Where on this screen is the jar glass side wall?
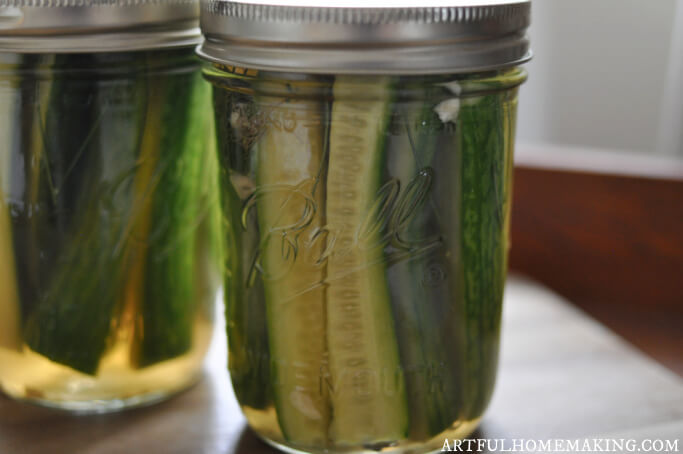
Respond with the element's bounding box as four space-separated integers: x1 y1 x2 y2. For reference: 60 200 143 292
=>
0 49 223 412
206 65 525 453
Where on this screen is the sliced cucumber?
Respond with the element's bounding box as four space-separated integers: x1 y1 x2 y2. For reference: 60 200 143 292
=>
213 87 272 411
456 91 511 418
255 91 329 445
325 76 408 446
135 69 212 367
387 87 463 439
22 54 134 375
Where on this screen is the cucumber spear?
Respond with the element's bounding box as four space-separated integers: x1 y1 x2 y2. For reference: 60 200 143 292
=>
22 53 134 375
456 90 513 418
132 67 215 367
211 85 272 411
325 76 408 446
254 84 330 446
387 83 464 439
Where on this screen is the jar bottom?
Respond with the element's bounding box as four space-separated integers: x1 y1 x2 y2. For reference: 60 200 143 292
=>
0 365 202 414
0 373 200 414
244 406 481 454
0 317 212 414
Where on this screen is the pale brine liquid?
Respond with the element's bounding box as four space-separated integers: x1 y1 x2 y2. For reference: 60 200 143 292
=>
0 316 213 411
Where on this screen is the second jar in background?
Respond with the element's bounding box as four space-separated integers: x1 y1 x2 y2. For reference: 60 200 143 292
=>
0 1 222 412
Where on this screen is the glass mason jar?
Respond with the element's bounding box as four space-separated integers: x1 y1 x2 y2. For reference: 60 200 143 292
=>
199 1 530 452
0 1 222 411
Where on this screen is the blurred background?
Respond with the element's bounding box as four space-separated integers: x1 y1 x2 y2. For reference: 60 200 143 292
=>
509 0 683 376
519 0 683 157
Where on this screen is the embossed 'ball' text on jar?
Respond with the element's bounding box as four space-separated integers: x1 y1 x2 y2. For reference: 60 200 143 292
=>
198 1 531 452
0 0 222 412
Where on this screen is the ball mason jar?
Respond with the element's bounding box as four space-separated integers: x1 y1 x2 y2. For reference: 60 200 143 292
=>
199 1 530 452
0 1 222 412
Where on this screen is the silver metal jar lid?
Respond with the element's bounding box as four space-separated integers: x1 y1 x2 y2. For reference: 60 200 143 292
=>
198 0 531 75
0 0 201 53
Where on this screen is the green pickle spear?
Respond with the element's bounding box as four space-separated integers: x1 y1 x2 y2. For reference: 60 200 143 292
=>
254 82 330 446
325 76 408 446
212 86 272 411
387 83 464 439
456 89 513 418
23 54 133 375
133 68 214 367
